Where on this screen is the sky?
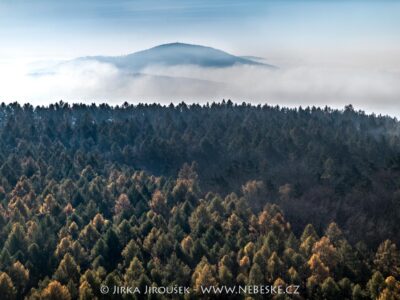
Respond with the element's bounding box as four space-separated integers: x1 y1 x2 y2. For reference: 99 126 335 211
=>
0 0 400 115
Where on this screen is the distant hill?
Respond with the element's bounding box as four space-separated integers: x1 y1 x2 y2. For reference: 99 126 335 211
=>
74 42 276 71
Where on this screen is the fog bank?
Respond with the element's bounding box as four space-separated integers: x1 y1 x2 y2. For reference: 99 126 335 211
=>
0 59 399 117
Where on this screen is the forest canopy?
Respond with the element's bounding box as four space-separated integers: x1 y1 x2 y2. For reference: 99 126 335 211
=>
0 101 399 299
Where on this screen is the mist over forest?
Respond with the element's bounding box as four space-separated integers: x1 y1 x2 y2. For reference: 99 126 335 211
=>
1 0 400 298
1 42 399 117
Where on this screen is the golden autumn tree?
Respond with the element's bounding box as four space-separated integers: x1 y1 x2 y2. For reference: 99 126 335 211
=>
377 276 400 300
0 272 16 300
374 240 400 278
312 236 339 270
308 254 330 284
40 280 71 300
9 261 29 297
192 257 218 291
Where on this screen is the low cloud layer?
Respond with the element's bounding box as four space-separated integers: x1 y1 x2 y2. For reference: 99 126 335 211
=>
0 59 399 117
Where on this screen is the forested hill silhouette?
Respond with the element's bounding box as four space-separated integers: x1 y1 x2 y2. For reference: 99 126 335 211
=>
72 42 276 71
0 101 399 247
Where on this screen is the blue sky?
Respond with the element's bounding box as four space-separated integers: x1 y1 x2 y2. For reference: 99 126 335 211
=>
1 0 399 60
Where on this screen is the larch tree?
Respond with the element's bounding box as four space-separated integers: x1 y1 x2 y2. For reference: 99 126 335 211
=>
374 240 400 278
40 280 71 300
54 253 81 285
0 272 16 300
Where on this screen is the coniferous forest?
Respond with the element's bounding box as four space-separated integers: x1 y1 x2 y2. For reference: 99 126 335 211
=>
0 101 399 299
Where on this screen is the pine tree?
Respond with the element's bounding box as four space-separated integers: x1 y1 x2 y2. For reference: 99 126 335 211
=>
78 280 95 300
80 269 102 298
124 257 144 283
153 233 174 260
79 223 100 250
267 252 284 281
150 190 168 216
307 254 329 284
253 250 266 273
285 232 299 250
367 271 385 299
301 224 318 242
163 253 191 286
248 263 263 285
41 280 71 300
90 239 108 263
273 277 288 300
352 284 365 300
312 237 338 270
103 271 122 295
121 239 142 267
218 264 234 286
321 277 340 300
189 203 212 237
374 240 400 278
378 276 400 300
54 253 81 284
338 277 353 300
244 242 256 258
194 263 218 291
4 223 27 257
124 256 150 291
180 235 194 256
0 272 16 300
117 219 131 246
325 222 344 246
55 236 72 259
287 267 301 285
300 235 317 257
9 261 29 297
0 249 12 269
114 193 133 217
103 228 122 270
192 257 218 291
265 232 279 255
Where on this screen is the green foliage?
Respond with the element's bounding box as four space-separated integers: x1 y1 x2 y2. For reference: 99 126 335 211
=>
0 272 17 300
367 271 384 299
0 102 398 299
321 277 340 300
374 239 400 278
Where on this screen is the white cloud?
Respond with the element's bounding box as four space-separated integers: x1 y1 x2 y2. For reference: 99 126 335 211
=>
0 59 399 117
